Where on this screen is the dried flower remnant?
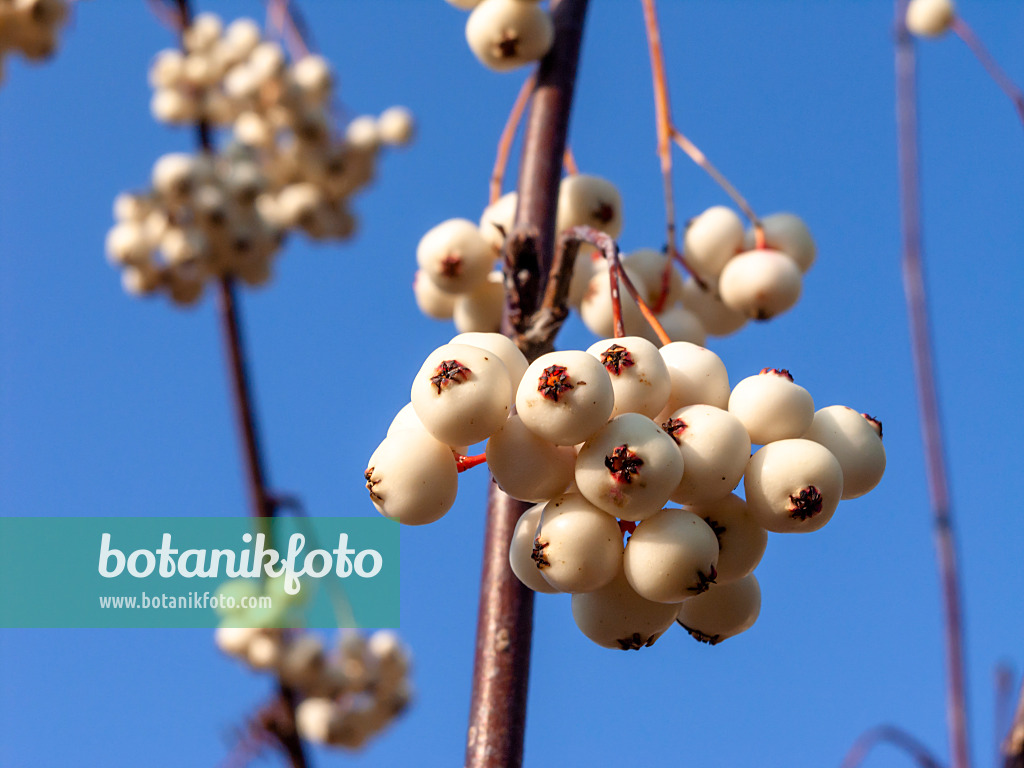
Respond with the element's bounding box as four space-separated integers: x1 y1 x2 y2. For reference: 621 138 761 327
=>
615 632 660 651
788 486 824 521
862 412 884 438
759 367 794 381
494 29 521 59
593 201 615 225
430 359 472 394
677 622 722 646
660 417 688 444
604 444 644 484
537 364 574 402
530 536 550 568
364 467 381 502
599 344 635 376
689 565 718 595
440 253 463 278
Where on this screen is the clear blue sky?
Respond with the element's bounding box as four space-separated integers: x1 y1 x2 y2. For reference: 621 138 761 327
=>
2 1 1023 766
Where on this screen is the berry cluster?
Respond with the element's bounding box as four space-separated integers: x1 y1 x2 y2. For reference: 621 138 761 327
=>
366 332 885 649
106 149 284 304
684 206 815 323
216 626 412 749
446 0 554 73
108 14 414 305
414 174 816 343
0 0 67 84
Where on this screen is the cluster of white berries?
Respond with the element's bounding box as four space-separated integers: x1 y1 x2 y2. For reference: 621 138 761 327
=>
216 626 412 750
108 14 414 304
906 0 956 37
683 206 816 323
445 0 553 73
106 149 284 304
414 174 815 343
0 0 67 84
366 332 885 649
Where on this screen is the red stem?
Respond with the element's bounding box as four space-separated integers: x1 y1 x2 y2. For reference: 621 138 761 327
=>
895 4 971 768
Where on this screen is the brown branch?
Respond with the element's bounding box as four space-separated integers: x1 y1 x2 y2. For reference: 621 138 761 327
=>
840 725 946 768
894 4 971 768
950 18 1024 129
490 74 536 205
466 2 589 767
170 2 308 765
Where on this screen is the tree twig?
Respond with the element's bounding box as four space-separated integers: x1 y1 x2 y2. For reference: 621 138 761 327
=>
840 725 946 768
950 17 1024 129
894 4 971 768
490 74 536 205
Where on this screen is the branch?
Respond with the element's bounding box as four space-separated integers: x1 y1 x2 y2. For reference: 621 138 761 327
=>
465 2 590 767
894 4 971 768
840 725 946 768
171 2 308 765
490 74 536 205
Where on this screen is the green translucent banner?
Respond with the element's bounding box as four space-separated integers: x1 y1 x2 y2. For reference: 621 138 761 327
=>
0 516 400 629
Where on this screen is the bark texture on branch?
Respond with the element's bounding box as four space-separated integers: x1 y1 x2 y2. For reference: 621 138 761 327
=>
465 1 589 766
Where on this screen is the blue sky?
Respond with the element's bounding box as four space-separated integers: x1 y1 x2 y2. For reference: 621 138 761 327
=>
1 1 1023 766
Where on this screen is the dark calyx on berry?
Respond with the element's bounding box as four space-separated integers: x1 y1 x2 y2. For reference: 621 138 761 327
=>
689 565 717 595
615 631 661 651
600 344 635 375
430 359 472 394
530 537 550 569
538 364 574 402
759 367 794 381
661 418 688 444
788 486 824 520
604 445 643 483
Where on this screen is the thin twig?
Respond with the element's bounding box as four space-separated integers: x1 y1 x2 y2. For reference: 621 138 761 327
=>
562 145 579 175
490 74 536 205
563 225 672 345
466 2 590 767
840 725 946 768
171 2 309 765
266 0 313 60
640 0 764 260
950 18 1024 128
894 4 971 768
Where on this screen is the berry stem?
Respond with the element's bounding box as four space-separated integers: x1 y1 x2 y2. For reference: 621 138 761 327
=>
564 224 673 345
563 145 579 175
490 73 536 205
895 5 971 768
467 2 589 766
267 0 313 60
454 451 488 472
640 0 764 260
950 18 1024 129
839 724 945 768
